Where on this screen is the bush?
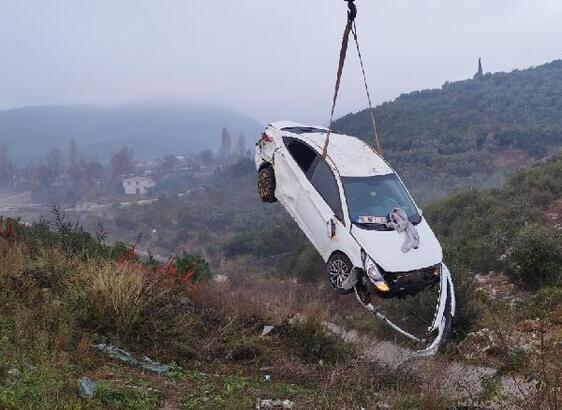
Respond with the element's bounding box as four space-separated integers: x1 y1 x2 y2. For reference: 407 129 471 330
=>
288 244 324 282
174 253 212 282
509 223 562 289
280 319 353 363
68 260 192 346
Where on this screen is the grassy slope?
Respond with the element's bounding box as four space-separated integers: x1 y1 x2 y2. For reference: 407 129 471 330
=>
335 60 562 203
0 219 447 409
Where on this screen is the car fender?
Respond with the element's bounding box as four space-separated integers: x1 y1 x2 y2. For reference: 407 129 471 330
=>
324 224 363 268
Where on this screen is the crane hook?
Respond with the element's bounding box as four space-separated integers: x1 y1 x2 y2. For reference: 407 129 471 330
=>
345 0 357 22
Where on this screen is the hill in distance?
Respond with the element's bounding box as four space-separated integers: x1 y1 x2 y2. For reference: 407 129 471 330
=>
0 103 263 164
335 59 562 203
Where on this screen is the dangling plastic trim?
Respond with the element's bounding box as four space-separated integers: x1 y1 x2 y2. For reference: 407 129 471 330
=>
354 264 456 357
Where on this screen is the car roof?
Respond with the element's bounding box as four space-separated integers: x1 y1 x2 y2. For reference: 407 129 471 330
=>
269 121 393 177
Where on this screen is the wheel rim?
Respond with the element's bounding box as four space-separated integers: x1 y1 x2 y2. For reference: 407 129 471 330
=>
329 258 351 289
258 171 270 198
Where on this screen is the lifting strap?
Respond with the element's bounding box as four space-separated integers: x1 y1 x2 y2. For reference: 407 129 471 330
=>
322 0 383 158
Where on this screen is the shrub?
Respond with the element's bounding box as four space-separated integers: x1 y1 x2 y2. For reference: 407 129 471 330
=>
174 253 211 282
289 244 324 282
68 260 193 346
280 319 353 363
509 223 562 289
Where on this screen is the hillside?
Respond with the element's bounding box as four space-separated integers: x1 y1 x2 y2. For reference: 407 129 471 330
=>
0 104 263 164
0 155 560 408
335 60 562 203
426 152 562 287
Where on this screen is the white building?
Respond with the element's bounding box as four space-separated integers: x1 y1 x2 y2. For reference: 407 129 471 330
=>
122 176 155 195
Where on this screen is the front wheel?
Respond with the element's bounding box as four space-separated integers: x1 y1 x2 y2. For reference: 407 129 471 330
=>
327 252 354 295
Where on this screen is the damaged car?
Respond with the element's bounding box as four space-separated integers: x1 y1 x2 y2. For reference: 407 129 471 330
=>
255 121 455 355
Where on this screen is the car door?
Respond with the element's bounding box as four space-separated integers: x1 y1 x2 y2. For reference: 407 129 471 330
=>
297 156 346 259
274 137 319 225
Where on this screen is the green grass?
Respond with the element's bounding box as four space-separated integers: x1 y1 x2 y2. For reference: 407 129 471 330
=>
93 382 160 410
179 372 313 410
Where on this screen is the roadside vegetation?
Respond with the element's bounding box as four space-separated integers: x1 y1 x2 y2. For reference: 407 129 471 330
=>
0 215 453 409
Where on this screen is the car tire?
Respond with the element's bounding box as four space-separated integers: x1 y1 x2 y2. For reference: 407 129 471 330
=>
257 165 277 203
327 252 354 295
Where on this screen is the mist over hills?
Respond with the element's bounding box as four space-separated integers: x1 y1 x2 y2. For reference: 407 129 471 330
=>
0 103 263 164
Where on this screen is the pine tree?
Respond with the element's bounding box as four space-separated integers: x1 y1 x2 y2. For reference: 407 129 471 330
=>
474 57 484 79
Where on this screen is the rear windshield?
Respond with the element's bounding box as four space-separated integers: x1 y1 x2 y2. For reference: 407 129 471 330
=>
281 126 327 135
342 174 420 224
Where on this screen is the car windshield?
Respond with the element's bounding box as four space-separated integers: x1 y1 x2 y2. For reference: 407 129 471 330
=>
342 174 421 225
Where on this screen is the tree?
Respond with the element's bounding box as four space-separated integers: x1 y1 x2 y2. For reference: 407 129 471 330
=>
474 57 483 79
236 133 247 158
219 128 232 159
46 148 64 179
110 146 134 178
0 145 15 183
69 138 78 169
198 149 214 166
161 154 178 172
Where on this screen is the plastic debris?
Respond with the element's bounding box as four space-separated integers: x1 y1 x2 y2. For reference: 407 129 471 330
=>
78 377 97 399
141 356 172 374
7 368 20 379
256 399 295 409
94 344 171 374
264 374 272 382
261 325 274 337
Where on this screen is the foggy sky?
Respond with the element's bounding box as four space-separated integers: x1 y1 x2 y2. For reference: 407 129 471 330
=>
1 0 561 124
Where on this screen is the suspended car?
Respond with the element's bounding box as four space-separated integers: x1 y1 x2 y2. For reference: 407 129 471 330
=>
255 121 455 356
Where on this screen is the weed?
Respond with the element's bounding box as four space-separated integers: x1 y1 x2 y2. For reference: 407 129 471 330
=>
94 382 160 409
280 319 354 364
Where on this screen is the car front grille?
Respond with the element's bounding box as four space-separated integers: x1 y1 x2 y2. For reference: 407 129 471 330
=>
382 265 439 297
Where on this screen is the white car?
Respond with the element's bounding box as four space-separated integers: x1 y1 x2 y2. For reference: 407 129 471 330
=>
255 121 455 354
255 121 447 298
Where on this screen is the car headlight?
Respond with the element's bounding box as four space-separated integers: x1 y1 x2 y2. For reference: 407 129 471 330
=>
363 255 390 292
433 264 442 277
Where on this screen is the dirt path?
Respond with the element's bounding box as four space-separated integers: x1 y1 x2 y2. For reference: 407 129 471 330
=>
324 322 533 408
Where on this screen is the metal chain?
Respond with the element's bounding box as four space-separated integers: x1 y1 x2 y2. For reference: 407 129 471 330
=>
322 1 384 158
351 21 383 156
322 18 353 159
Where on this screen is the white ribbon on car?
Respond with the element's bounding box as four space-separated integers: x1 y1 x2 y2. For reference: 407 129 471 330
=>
386 208 420 252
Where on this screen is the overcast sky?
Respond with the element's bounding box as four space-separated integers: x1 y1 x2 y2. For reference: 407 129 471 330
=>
1 0 561 124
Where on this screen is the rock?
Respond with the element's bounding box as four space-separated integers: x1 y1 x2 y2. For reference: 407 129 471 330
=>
256 399 295 409
78 377 97 399
261 325 274 337
7 368 20 378
458 328 504 360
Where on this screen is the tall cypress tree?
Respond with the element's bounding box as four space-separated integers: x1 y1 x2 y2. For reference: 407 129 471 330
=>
475 57 484 79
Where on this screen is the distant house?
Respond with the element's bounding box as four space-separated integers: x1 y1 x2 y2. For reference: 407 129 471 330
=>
122 176 155 195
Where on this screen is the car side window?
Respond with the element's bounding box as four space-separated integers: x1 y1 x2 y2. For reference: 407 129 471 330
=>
310 159 344 223
282 137 318 174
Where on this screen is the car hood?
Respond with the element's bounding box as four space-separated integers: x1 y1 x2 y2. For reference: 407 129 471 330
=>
351 219 443 272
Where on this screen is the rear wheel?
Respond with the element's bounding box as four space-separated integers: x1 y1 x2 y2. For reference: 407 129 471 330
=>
327 252 354 295
257 165 277 203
